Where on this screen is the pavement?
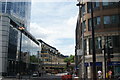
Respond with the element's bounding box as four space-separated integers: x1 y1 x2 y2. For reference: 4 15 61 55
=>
1 74 61 80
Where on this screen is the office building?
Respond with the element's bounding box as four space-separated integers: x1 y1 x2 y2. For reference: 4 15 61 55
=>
75 2 120 79
38 39 67 74
0 0 41 77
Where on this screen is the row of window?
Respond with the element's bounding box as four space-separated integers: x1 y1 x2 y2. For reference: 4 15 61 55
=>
81 15 119 31
41 54 49 57
104 15 119 24
103 2 119 6
41 51 48 53
88 16 101 31
84 35 120 54
42 59 50 62
82 2 119 14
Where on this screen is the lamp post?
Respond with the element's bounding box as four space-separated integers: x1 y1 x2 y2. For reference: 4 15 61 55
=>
90 2 97 80
76 2 86 79
50 49 52 75
37 51 39 74
18 26 25 79
103 44 107 79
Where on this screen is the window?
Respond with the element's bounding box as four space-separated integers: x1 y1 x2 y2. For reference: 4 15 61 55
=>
94 17 101 26
113 36 120 48
111 16 116 23
82 5 85 12
97 17 100 25
104 15 119 24
109 2 114 5
89 38 92 54
105 36 120 53
87 2 99 13
111 15 119 24
88 19 92 31
84 39 87 55
96 2 100 7
103 2 118 6
103 0 109 6
103 2 109 6
104 16 110 24
41 51 48 53
88 17 100 30
81 5 86 17
6 2 11 14
82 21 86 32
94 2 100 8
2 2 6 13
45 59 49 61
87 2 91 13
95 37 102 49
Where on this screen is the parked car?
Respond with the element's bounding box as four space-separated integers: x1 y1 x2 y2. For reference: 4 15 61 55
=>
32 72 39 77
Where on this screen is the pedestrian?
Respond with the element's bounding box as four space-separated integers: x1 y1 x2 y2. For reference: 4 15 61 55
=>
106 72 108 79
16 73 20 79
97 70 102 79
108 70 112 79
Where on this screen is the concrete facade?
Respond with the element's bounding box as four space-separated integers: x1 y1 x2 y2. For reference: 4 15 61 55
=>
0 15 10 76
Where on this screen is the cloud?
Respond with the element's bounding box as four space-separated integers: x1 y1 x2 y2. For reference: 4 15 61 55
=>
30 15 77 55
30 23 54 39
31 0 76 2
30 2 78 55
30 15 77 40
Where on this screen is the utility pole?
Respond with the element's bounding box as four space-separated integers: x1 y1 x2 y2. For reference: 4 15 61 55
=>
90 2 97 80
18 26 25 79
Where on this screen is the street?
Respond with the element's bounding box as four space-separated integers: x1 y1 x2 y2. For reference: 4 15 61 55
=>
2 74 61 80
32 74 61 80
0 1 120 80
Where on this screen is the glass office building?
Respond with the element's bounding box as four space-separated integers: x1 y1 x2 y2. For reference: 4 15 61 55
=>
1 1 31 29
0 0 41 77
7 26 40 76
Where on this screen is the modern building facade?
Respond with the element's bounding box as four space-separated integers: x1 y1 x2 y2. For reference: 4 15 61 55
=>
0 0 41 77
1 1 31 29
75 1 120 79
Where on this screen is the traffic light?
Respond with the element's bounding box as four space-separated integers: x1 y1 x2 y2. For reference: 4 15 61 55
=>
107 47 114 58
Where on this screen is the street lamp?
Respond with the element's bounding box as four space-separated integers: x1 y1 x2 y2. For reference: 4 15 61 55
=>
18 26 25 79
37 51 41 77
76 2 86 79
90 2 97 80
50 49 53 75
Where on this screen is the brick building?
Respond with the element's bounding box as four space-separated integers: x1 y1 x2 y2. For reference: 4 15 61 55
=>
75 1 120 79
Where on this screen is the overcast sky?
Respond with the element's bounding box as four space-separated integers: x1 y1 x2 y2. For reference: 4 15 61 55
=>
30 0 78 56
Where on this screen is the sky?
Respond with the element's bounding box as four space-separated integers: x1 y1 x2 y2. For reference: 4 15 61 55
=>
30 0 78 56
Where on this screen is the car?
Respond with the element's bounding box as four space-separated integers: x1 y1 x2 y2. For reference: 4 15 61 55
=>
61 74 72 80
32 72 39 77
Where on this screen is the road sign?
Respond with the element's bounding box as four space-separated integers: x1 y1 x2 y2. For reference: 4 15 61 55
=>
77 49 83 56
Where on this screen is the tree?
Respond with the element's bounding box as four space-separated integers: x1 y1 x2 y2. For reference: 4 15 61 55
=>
64 55 74 63
30 55 38 63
